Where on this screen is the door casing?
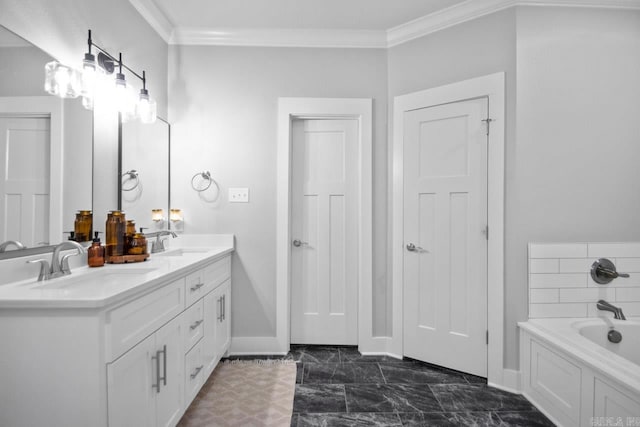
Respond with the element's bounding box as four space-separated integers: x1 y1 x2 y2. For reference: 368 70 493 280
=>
276 98 373 353
392 73 506 387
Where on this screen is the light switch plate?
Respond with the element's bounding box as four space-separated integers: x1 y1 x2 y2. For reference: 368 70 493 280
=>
229 187 249 203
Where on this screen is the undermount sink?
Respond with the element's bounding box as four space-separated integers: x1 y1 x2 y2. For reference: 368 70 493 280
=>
31 268 158 290
155 248 210 257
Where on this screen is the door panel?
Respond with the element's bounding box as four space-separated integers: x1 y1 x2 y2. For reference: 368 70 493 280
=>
291 119 358 345
403 98 488 377
0 117 50 246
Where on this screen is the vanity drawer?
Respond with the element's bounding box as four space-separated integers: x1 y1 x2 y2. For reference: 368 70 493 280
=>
185 340 204 405
184 299 204 353
185 268 206 307
202 256 231 295
106 278 185 361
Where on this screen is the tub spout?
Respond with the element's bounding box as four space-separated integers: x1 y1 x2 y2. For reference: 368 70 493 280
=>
596 300 626 320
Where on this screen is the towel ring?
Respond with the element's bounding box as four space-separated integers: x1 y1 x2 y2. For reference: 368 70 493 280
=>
121 170 140 192
191 171 213 192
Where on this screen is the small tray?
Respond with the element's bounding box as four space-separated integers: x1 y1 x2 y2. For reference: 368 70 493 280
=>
106 253 149 264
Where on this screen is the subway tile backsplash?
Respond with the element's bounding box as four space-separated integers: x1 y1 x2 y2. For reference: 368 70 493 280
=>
528 242 640 318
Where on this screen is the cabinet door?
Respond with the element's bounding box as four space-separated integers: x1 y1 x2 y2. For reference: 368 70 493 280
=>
155 315 185 427
202 290 219 378
107 334 156 427
216 280 231 357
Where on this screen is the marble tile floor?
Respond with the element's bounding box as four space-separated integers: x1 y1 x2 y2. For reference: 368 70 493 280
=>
225 345 556 427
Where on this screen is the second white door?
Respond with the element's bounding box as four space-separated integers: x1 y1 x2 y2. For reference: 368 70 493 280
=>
290 119 358 345
402 97 489 377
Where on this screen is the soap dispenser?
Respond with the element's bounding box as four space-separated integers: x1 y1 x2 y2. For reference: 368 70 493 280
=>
88 231 105 267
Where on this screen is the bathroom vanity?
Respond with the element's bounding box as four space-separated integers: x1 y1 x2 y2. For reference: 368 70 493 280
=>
0 235 233 427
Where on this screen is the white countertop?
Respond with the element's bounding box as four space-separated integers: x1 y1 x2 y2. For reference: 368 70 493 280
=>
0 234 234 309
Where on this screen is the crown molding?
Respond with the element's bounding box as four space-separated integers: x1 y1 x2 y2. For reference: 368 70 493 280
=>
128 0 173 43
131 0 640 48
170 28 387 48
387 0 640 47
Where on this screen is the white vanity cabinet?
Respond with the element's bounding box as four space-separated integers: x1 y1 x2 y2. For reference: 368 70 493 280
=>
0 249 232 427
107 315 185 427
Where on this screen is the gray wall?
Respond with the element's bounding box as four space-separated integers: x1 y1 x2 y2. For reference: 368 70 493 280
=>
510 6 640 367
387 8 518 362
168 46 389 337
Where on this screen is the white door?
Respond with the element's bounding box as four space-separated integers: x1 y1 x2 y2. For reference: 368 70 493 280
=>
402 98 488 377
290 119 358 345
0 116 50 247
155 315 184 427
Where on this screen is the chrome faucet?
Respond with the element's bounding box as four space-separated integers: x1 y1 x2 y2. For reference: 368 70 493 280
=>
27 241 86 281
146 230 177 253
0 240 25 253
597 300 626 320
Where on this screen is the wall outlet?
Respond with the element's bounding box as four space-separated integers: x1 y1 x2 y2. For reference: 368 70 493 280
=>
229 187 249 203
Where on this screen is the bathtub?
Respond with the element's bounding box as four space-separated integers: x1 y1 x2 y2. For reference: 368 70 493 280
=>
519 318 640 427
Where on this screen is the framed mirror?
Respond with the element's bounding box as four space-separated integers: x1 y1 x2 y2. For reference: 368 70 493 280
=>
119 117 170 233
0 25 93 260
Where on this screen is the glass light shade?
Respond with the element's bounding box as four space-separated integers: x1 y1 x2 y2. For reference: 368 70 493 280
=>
169 209 183 222
151 209 164 222
116 82 137 123
137 91 157 124
44 61 81 98
80 54 104 110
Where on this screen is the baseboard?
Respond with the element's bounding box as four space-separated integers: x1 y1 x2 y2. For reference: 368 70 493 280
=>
489 368 521 394
229 336 285 355
360 351 403 360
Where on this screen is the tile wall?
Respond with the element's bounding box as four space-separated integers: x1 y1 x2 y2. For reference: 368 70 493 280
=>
528 243 640 318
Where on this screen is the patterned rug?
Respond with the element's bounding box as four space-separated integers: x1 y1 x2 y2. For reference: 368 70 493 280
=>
178 360 297 427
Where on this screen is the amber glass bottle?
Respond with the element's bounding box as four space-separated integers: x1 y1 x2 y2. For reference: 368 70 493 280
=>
105 211 126 257
124 220 136 254
88 232 105 267
74 210 93 242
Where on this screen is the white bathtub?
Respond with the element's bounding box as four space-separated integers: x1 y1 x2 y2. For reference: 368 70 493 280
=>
519 318 640 427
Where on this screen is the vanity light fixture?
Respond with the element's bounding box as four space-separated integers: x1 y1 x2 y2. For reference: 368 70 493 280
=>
151 208 165 230
44 29 157 124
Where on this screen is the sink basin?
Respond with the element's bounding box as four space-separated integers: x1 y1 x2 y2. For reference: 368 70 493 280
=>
155 248 210 257
31 268 157 290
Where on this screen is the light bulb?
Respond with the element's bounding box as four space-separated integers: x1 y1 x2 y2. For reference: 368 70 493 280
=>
137 89 157 124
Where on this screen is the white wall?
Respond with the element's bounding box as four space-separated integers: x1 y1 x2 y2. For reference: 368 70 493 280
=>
168 46 388 338
512 7 640 363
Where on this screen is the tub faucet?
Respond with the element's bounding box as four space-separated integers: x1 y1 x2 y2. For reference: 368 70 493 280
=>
50 241 86 278
597 300 626 320
146 230 177 253
0 240 25 253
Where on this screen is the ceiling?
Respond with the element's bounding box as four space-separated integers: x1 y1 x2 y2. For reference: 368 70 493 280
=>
150 0 467 31
128 0 640 47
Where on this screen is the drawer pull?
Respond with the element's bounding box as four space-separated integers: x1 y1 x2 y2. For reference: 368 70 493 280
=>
190 282 204 292
151 350 161 393
190 319 203 330
159 345 167 386
190 365 204 379
217 297 223 322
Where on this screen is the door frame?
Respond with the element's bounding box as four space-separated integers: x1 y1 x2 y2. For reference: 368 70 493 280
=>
0 96 63 245
276 98 373 352
391 73 505 386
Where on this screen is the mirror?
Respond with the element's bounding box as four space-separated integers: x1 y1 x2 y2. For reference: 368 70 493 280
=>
119 118 170 233
0 25 93 259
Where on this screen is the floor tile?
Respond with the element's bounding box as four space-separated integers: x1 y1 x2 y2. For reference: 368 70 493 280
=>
290 345 341 363
430 384 535 412
464 373 489 384
344 384 442 413
303 362 384 384
379 362 467 384
296 412 402 426
498 411 556 427
293 384 347 413
399 411 504 426
339 347 403 363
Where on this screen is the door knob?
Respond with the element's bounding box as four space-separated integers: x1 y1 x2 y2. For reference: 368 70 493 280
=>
292 239 308 247
406 243 423 252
